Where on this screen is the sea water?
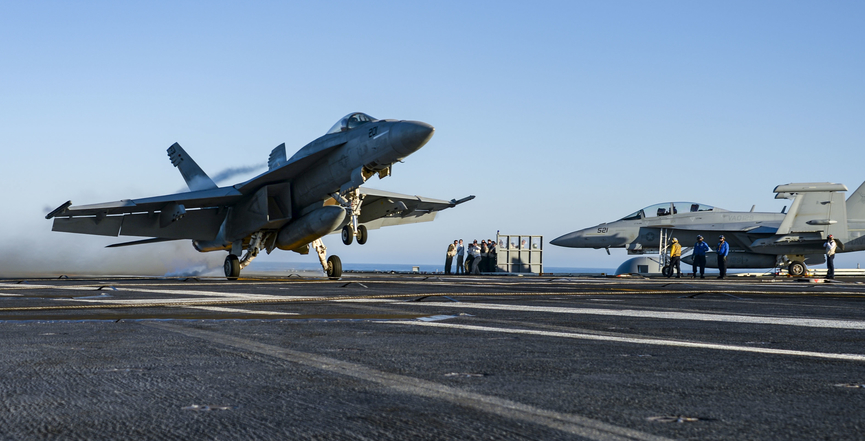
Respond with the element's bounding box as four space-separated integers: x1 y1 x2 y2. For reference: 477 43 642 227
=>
244 261 613 275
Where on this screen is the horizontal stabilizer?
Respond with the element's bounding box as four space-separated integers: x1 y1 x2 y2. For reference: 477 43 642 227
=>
106 238 181 248
167 143 218 192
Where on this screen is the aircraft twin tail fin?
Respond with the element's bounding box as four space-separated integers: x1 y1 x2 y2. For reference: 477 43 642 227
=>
268 143 287 171
167 142 218 192
846 181 865 223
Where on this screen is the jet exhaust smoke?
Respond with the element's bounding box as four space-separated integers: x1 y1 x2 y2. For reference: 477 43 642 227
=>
177 164 265 192
210 164 265 184
1 222 224 278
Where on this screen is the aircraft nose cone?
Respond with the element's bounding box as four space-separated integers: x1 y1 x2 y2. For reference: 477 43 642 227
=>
550 231 583 248
392 120 434 156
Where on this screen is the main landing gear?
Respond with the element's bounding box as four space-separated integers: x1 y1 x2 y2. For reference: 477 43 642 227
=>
224 255 240 280
778 255 808 277
223 232 269 280
312 238 342 279
220 232 343 280
223 237 343 280
334 189 368 246
788 260 807 276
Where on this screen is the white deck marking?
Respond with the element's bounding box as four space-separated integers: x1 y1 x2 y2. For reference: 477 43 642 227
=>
387 321 865 362
179 306 298 316
70 295 307 305
0 283 320 302
149 322 672 441
408 302 865 330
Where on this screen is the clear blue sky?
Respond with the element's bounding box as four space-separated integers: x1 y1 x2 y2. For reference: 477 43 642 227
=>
2 1 864 275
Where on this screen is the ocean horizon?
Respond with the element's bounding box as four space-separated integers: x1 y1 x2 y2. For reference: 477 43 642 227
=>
245 261 614 275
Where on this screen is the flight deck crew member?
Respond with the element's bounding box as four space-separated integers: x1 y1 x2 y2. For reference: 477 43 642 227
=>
692 235 710 279
824 234 837 279
667 238 682 278
445 240 457 274
465 241 475 274
716 235 729 279
456 240 465 275
470 240 482 274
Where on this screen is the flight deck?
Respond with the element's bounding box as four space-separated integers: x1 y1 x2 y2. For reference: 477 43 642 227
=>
1 274 864 440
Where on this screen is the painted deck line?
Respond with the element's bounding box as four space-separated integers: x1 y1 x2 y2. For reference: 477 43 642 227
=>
179 306 299 315
388 321 865 362
408 302 865 330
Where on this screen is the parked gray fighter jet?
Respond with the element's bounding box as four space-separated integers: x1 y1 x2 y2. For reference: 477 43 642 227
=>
551 182 865 275
46 113 474 279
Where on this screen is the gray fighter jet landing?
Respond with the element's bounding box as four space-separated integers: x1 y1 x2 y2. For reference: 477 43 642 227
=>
46 113 474 279
551 182 865 275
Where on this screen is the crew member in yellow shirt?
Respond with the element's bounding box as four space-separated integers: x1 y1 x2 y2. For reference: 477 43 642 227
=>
667 238 682 278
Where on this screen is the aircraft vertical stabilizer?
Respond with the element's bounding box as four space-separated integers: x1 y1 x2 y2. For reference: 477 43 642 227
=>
167 143 218 192
846 181 865 222
268 143 287 171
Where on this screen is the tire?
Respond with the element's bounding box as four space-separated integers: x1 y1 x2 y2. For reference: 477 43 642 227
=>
327 255 342 279
661 265 671 277
341 225 353 245
789 261 806 276
356 225 368 245
224 255 240 280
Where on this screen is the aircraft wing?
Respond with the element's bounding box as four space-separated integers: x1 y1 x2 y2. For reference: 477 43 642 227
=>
46 187 244 218
45 186 244 241
356 188 474 230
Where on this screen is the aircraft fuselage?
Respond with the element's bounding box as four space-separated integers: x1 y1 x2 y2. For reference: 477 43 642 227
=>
292 119 433 213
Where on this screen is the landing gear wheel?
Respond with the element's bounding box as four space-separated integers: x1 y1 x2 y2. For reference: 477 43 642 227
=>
341 225 353 245
326 255 342 279
661 265 671 277
789 261 807 277
224 255 240 280
356 225 368 245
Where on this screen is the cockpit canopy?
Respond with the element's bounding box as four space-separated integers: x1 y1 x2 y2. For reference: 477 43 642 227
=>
326 112 378 135
619 202 717 221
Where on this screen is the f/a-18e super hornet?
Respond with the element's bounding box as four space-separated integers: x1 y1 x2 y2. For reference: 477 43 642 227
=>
46 113 474 279
550 181 865 276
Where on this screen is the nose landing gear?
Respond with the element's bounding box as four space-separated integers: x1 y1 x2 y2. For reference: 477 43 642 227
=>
342 224 368 245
